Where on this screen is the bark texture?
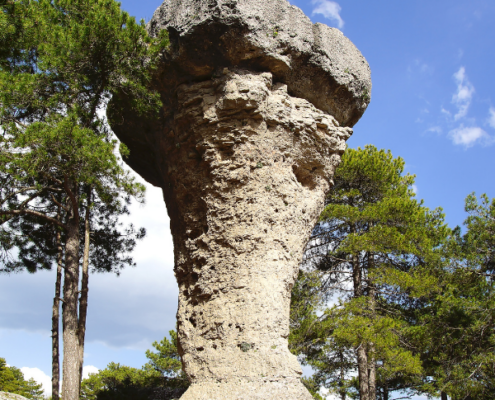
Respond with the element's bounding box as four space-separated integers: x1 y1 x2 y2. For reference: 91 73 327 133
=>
61 186 80 400
78 190 91 390
51 221 63 400
108 1 371 398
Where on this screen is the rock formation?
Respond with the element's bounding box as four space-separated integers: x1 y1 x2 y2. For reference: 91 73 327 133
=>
0 392 29 400
109 0 371 398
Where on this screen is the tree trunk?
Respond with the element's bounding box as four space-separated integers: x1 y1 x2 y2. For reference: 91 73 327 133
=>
339 351 346 400
368 252 376 400
351 238 369 400
368 336 376 400
51 209 63 400
356 344 369 400
441 392 448 400
61 182 80 400
78 188 91 389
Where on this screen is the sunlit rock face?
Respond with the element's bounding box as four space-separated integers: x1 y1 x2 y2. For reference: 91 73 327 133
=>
109 0 370 398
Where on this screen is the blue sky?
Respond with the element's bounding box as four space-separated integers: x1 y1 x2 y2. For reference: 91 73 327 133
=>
1 0 494 398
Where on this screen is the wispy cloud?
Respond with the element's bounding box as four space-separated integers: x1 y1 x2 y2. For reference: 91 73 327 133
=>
312 0 344 29
427 126 442 134
441 107 451 117
488 107 495 129
452 67 475 121
448 125 493 148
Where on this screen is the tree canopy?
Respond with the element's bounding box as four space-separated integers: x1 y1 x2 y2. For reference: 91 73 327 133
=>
0 357 44 400
289 146 495 400
0 1 169 399
81 331 189 400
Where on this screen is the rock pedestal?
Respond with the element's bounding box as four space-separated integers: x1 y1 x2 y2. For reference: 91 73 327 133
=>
109 1 371 399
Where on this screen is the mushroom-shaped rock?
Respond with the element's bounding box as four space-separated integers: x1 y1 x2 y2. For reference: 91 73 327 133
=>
109 1 371 399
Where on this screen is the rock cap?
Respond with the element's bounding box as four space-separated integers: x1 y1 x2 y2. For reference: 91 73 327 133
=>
149 0 371 127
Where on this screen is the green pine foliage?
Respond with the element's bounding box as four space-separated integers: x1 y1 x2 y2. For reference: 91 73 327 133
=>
80 363 161 400
290 147 495 400
0 1 169 399
143 330 189 388
0 357 44 400
291 146 450 400
405 193 495 399
80 331 189 400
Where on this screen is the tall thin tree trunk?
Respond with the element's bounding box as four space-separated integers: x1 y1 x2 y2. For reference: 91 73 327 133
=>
61 181 80 400
368 252 376 400
350 223 369 400
51 206 63 400
78 188 91 389
339 351 346 400
383 384 389 400
441 392 448 400
356 345 369 400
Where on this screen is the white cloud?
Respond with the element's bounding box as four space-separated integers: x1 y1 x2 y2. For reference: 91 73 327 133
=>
488 107 495 129
448 125 493 148
18 365 99 397
311 0 344 29
0 180 178 350
452 67 475 121
21 367 51 397
414 59 433 75
441 107 451 117
83 365 99 379
427 126 442 134
412 184 419 194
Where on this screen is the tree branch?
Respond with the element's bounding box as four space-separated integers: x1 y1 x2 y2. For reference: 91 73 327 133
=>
0 209 66 229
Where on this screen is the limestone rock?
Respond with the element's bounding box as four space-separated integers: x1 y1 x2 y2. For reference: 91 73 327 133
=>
0 392 29 400
148 0 370 127
108 1 371 398
151 386 187 400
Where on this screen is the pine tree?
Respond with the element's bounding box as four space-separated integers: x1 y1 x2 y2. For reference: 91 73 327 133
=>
143 330 190 389
291 146 449 400
0 357 45 400
0 1 168 399
408 193 495 399
80 331 190 400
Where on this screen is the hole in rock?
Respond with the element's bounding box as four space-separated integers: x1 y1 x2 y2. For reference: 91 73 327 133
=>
292 165 317 190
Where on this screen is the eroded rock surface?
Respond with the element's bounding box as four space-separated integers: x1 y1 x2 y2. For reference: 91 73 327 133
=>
0 392 29 400
109 1 370 398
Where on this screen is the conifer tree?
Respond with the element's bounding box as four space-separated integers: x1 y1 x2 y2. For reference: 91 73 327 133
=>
290 146 449 400
406 193 495 400
80 330 190 400
0 1 168 399
0 357 45 400
144 330 190 389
